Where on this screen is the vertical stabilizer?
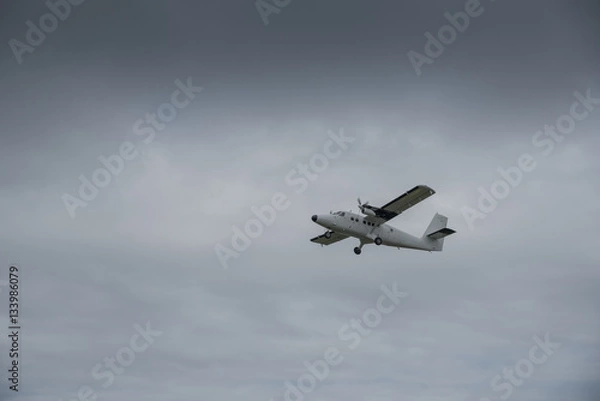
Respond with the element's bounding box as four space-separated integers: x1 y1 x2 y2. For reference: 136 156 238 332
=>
422 213 456 251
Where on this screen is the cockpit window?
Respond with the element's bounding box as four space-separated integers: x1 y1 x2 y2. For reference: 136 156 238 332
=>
340 212 345 216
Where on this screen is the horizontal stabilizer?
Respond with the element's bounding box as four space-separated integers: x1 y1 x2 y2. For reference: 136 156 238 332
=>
427 227 456 240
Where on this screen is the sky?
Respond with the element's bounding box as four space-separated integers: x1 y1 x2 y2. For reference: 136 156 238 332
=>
0 0 599 400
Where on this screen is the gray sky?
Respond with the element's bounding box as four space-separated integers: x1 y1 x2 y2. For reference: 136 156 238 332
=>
0 1 599 400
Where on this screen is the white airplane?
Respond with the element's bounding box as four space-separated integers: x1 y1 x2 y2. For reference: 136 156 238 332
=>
310 185 455 255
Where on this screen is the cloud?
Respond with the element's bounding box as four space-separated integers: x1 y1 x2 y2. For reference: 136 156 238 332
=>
0 1 598 400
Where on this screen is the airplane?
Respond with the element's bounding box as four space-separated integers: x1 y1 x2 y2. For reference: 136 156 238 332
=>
310 185 456 255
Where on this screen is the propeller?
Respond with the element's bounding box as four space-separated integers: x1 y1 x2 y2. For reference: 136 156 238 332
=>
358 197 379 217
357 198 370 213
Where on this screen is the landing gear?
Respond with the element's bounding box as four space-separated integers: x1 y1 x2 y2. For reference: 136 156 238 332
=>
325 231 332 239
374 237 382 246
354 240 367 255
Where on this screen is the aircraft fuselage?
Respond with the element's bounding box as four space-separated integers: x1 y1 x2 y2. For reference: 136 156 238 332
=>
311 212 435 252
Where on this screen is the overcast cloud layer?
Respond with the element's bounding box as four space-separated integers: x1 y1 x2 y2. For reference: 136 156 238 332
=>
0 1 599 400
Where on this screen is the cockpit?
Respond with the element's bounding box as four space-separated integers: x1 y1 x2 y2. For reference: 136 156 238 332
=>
332 211 346 216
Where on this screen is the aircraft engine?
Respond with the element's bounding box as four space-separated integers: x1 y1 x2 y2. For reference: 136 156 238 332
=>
362 208 376 217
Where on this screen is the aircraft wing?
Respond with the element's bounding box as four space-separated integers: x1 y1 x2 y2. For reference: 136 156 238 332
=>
310 230 349 246
367 185 436 222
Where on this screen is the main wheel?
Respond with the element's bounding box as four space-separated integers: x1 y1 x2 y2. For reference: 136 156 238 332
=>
325 232 332 239
354 247 361 255
374 237 382 246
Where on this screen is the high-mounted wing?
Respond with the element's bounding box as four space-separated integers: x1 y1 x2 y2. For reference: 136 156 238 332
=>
365 185 435 223
310 230 349 246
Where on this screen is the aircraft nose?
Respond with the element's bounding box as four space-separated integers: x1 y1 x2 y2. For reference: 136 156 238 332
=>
311 215 318 222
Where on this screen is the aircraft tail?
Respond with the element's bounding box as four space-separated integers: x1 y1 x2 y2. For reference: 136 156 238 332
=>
422 213 456 251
